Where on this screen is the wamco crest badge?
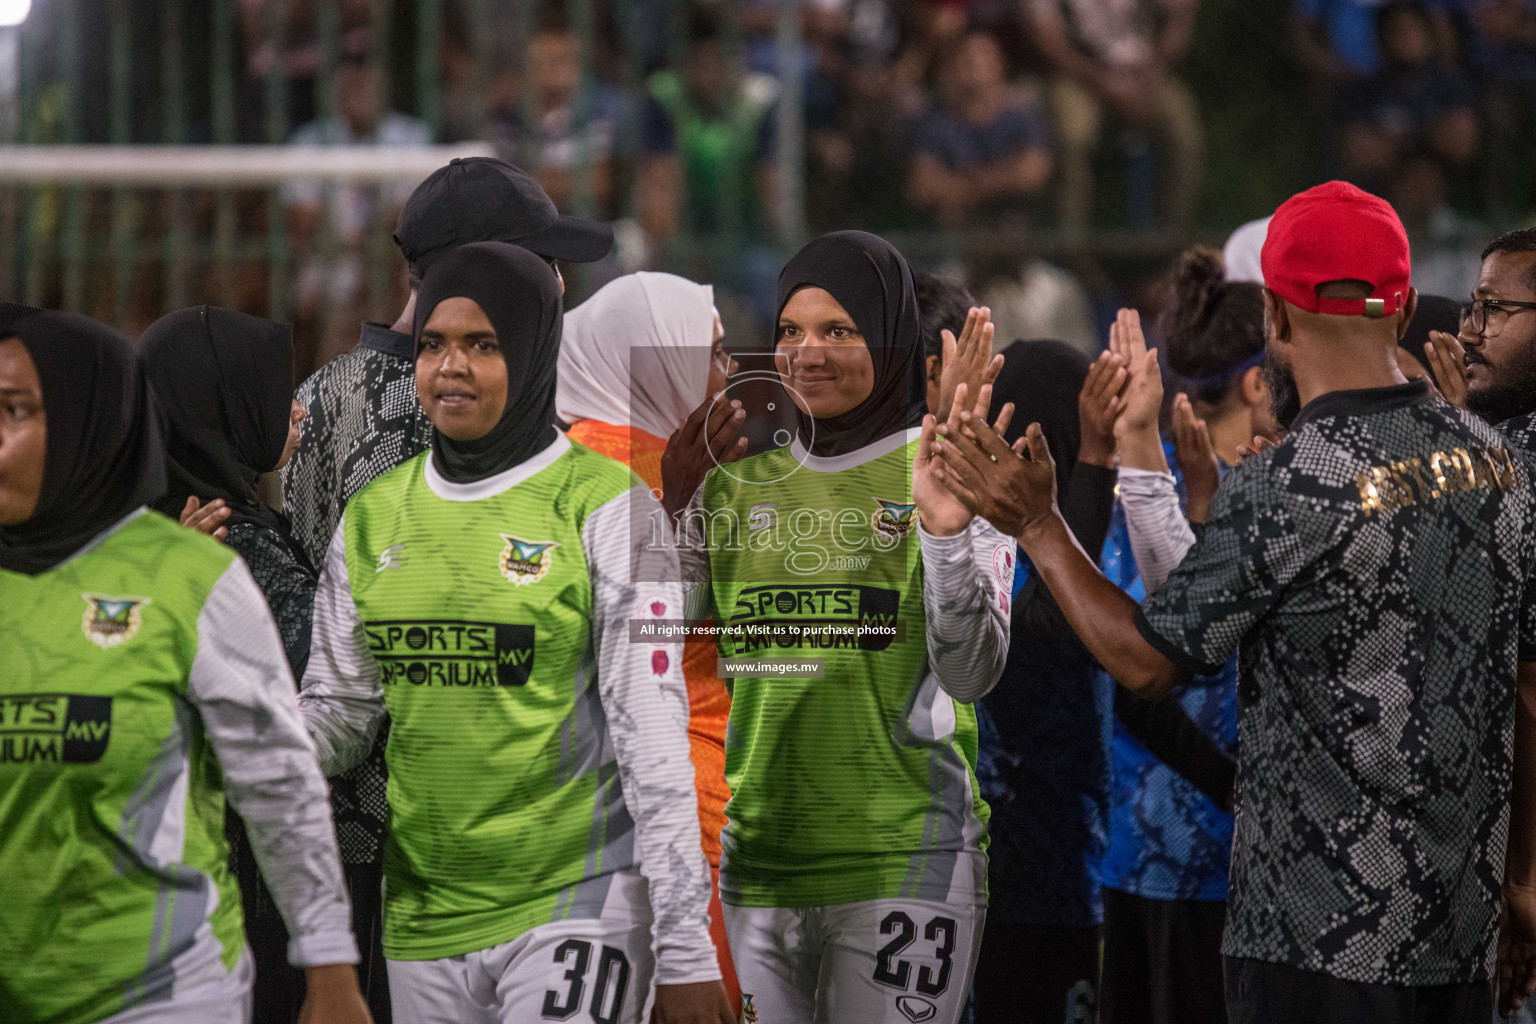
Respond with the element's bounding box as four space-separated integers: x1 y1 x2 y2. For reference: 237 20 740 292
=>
81 594 151 649
498 535 560 586
872 497 919 541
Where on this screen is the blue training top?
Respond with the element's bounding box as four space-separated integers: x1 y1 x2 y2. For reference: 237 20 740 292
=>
1098 446 1238 902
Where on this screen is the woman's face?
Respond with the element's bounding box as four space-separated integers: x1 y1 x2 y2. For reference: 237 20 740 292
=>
705 308 737 397
274 399 307 473
775 287 875 419
0 337 46 526
416 297 510 441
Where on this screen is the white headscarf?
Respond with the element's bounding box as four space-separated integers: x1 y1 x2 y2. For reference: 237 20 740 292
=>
1222 216 1271 285
558 272 717 440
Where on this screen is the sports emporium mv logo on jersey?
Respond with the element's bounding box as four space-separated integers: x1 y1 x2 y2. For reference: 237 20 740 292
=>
365 620 537 687
1 693 113 764
872 497 919 540
498 534 560 586
81 594 151 649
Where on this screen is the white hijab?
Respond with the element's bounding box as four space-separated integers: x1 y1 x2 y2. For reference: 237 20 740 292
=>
558 272 716 440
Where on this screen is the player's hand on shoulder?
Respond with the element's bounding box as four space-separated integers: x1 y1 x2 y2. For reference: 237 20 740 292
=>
178 495 230 542
650 980 737 1024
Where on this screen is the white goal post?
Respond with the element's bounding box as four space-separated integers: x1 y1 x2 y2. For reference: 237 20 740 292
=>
0 143 496 185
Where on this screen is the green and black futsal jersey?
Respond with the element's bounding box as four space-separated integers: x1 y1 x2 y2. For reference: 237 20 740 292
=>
0 310 354 1024
676 230 1012 913
0 511 358 1024
299 433 720 982
681 430 1014 909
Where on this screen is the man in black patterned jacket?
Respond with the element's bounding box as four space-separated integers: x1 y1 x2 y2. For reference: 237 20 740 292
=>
928 182 1536 1024
281 157 612 567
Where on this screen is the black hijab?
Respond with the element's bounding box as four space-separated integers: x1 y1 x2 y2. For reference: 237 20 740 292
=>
0 311 168 575
413 242 563 482
138 306 295 539
0 302 43 332
986 339 1092 493
776 231 927 457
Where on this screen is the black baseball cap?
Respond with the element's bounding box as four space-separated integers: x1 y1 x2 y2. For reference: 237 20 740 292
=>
394 157 614 269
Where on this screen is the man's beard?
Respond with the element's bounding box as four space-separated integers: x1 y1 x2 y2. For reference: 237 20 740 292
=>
1263 346 1303 430
1466 345 1536 424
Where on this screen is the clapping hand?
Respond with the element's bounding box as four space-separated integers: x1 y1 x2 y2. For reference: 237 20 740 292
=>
1078 350 1130 467
1108 308 1162 442
915 381 1012 537
1171 394 1219 523
936 306 1002 422
1424 330 1469 409
1105 307 1171 473
930 408 1058 543
1235 435 1276 462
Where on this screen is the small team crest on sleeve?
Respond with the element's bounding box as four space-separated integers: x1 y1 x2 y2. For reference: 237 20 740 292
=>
498 535 560 586
992 544 1015 588
651 650 670 676
740 994 758 1024
81 594 151 649
872 497 920 540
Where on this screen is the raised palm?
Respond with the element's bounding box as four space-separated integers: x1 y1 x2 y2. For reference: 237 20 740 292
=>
1108 308 1163 441
916 382 1011 537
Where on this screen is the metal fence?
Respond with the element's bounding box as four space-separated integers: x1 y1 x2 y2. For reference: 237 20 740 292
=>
0 0 1498 372
0 0 814 374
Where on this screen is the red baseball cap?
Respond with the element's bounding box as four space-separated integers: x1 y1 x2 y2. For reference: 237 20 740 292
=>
1260 181 1411 318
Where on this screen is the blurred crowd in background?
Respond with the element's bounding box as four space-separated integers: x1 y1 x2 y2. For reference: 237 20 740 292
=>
7 0 1536 374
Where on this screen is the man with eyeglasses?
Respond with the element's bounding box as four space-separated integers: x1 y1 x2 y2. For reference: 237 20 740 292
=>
1435 230 1536 465
1421 228 1536 483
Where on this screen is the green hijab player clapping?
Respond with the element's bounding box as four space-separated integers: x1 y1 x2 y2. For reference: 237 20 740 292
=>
678 232 1015 1024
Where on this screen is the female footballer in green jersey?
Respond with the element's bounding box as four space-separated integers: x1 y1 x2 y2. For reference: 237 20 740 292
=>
297 243 734 1024
677 231 1015 1024
0 309 369 1024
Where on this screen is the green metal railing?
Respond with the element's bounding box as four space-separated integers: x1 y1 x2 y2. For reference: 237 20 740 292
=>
4 0 1428 369
0 0 814 375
